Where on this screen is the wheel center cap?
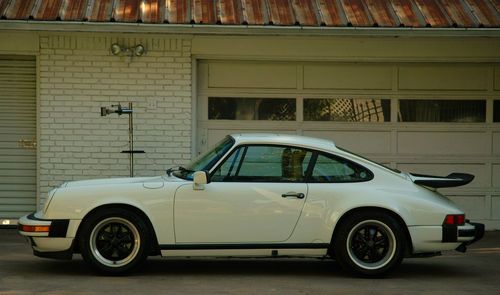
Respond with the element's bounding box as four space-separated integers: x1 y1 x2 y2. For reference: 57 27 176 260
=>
367 241 375 247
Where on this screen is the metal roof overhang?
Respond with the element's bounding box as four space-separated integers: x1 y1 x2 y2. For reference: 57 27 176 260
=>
1 20 500 37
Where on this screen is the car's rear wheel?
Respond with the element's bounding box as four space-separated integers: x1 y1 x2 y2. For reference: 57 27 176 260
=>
79 208 150 275
333 211 405 277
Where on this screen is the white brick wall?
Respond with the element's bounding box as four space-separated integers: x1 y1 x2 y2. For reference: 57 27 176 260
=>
39 34 192 203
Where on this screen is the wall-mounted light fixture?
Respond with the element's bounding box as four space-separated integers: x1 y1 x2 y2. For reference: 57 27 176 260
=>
110 43 146 57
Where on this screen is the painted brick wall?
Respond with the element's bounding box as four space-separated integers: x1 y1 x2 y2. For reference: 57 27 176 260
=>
38 34 192 204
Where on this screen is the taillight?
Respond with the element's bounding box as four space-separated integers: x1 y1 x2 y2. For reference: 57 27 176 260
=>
443 214 465 226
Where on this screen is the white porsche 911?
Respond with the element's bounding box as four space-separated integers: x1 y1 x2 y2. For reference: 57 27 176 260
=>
18 134 484 277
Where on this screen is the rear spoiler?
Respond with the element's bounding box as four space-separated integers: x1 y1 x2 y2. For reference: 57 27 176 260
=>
409 173 474 188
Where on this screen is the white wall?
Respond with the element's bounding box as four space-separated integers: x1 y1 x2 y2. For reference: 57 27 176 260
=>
37 34 193 202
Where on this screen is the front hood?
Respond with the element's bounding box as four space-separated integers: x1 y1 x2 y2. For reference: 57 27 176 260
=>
61 175 183 188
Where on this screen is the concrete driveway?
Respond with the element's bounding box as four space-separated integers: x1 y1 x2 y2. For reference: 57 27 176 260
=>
0 228 499 295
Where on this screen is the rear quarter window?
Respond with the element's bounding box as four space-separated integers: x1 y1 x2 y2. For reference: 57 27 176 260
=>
309 153 373 183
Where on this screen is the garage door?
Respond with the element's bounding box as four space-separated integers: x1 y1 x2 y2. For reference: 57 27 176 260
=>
0 55 36 221
196 60 500 229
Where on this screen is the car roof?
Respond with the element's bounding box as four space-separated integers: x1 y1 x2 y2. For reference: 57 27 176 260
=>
229 133 336 151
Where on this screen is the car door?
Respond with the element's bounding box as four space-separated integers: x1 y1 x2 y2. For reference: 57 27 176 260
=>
174 145 313 244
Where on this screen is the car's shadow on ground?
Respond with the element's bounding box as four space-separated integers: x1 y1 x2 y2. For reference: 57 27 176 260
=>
13 256 479 279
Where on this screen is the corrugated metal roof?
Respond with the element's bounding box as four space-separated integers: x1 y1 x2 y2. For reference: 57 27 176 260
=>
0 0 498 28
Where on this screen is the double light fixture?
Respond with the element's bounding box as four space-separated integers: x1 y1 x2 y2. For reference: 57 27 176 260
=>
110 43 145 57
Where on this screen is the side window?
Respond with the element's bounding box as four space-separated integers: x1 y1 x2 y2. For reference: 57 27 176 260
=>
211 145 312 182
211 146 245 182
310 153 372 183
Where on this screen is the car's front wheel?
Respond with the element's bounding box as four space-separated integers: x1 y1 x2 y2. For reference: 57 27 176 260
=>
79 208 151 275
333 211 406 277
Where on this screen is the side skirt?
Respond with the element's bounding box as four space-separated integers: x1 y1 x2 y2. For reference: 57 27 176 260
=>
159 243 329 258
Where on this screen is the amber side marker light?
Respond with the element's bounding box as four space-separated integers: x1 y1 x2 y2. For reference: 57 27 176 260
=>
443 214 465 226
19 225 50 233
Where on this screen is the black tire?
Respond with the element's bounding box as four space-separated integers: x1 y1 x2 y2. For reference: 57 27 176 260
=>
333 211 406 277
78 207 151 275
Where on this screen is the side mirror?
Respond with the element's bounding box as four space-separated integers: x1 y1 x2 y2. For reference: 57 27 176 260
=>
193 171 210 190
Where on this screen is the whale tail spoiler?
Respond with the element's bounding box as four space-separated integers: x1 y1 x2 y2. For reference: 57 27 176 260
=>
409 173 474 188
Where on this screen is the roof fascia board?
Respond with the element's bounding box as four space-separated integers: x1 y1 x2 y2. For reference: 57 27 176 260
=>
0 20 499 37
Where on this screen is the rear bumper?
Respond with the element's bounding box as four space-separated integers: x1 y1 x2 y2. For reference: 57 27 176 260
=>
442 221 485 244
409 222 485 254
454 222 485 252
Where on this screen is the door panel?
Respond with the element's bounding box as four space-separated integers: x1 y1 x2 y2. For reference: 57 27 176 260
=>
174 182 308 243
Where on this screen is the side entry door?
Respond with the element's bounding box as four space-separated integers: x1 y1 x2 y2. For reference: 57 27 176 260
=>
174 145 313 244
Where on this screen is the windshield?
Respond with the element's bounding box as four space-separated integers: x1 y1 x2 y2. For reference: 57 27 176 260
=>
172 136 235 180
337 146 401 174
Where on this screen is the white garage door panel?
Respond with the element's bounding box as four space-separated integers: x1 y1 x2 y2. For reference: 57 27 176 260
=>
448 196 487 219
494 66 500 90
303 130 391 154
303 64 392 90
492 196 500 219
493 132 500 155
0 184 36 191
397 163 489 188
208 63 297 89
0 197 37 205
0 191 36 198
397 132 489 155
0 168 35 177
0 176 37 185
493 165 500 187
0 55 36 219
398 65 488 90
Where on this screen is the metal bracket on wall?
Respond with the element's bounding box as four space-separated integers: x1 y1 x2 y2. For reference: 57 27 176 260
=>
100 102 145 177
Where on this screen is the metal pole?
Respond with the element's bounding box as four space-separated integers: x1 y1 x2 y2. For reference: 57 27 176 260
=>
129 102 134 177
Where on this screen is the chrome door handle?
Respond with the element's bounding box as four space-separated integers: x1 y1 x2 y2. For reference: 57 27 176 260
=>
281 193 305 199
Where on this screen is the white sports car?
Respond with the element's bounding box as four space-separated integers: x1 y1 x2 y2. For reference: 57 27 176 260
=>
18 134 484 277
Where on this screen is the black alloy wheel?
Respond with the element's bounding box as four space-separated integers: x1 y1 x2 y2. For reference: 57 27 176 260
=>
333 211 405 277
79 208 151 275
90 217 140 267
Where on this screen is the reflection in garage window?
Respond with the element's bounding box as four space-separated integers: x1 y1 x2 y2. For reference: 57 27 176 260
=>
208 97 296 120
304 98 390 122
398 100 486 122
494 100 500 122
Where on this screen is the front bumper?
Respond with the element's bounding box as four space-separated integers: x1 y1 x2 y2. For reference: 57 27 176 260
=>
18 212 74 260
18 213 69 237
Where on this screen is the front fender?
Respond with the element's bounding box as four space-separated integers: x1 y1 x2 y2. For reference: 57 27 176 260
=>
43 182 179 245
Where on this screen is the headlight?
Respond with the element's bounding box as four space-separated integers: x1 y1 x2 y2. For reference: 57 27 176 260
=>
43 189 57 213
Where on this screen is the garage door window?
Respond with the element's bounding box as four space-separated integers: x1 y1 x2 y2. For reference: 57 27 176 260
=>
398 100 486 122
208 97 296 120
304 98 390 122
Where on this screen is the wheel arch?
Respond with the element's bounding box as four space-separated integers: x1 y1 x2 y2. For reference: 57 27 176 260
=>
329 206 413 257
73 203 160 256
